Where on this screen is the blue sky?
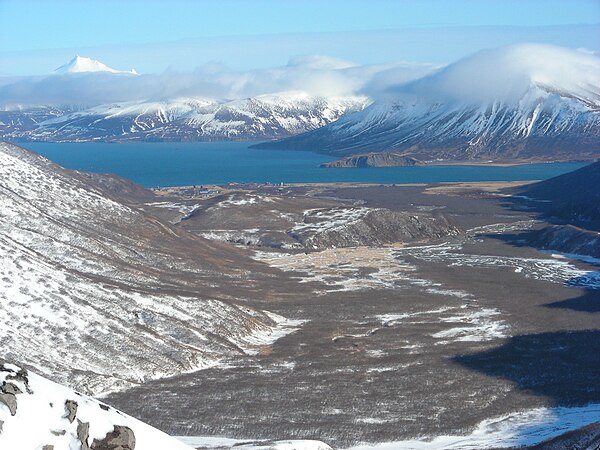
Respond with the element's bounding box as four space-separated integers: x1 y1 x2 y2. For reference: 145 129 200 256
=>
1 0 599 74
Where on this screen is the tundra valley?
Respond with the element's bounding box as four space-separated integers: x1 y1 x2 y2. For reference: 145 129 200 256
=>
1 2 600 450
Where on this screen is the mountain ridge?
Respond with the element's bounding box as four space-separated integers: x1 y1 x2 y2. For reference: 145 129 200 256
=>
0 141 297 395
257 44 600 163
0 93 368 142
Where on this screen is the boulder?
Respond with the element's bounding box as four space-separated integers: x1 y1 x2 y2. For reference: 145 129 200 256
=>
78 420 91 450
64 399 78 423
91 425 136 450
0 393 17 416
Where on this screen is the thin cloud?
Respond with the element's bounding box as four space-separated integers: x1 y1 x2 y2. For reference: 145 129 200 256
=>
0 56 438 108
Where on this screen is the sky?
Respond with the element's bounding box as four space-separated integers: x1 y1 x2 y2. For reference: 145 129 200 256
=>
0 0 599 75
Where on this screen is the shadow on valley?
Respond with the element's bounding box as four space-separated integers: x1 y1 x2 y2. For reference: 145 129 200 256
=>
499 197 600 233
453 330 600 406
543 290 600 313
499 160 600 232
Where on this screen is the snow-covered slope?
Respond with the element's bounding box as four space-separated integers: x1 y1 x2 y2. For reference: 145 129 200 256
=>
1 92 367 142
0 362 334 450
262 44 600 162
0 361 192 450
0 141 296 395
53 55 139 75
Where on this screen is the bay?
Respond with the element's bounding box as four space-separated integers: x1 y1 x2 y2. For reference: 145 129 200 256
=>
23 141 587 187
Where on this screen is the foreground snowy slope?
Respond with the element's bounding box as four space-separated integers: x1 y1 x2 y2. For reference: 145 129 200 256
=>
0 141 294 395
261 44 600 162
0 361 193 450
0 361 334 450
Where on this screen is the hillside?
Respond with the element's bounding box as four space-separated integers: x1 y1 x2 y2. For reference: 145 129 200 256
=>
0 141 294 395
514 160 600 229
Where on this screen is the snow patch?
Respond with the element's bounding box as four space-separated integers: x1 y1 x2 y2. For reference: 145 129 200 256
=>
0 364 192 450
346 404 600 449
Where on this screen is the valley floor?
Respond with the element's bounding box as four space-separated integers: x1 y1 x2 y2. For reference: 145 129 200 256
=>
101 181 600 448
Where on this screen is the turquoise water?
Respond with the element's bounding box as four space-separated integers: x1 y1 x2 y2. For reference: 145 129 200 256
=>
24 141 587 187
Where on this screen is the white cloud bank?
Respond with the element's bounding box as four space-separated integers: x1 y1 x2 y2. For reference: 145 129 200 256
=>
0 55 437 109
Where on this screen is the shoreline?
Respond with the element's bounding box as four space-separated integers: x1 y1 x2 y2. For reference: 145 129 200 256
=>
322 157 597 168
153 180 534 191
12 139 596 167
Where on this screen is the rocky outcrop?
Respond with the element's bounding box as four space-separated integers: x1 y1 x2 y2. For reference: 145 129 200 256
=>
78 420 91 450
64 400 78 423
91 425 136 450
289 207 460 249
0 362 191 450
0 391 17 416
0 365 29 416
321 152 422 168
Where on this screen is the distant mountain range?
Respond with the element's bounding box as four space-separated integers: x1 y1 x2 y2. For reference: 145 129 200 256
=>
0 55 368 142
2 46 599 164
0 92 367 142
259 44 600 164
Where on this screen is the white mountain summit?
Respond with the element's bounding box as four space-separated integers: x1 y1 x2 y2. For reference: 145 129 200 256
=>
53 55 139 75
260 44 600 163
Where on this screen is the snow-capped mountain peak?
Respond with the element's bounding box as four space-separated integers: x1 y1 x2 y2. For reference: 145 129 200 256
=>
405 43 600 107
262 44 600 162
53 55 139 75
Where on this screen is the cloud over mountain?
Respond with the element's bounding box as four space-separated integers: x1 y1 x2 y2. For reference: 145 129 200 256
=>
0 55 436 108
258 44 600 162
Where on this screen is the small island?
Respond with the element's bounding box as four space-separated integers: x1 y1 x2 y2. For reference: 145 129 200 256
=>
321 152 423 168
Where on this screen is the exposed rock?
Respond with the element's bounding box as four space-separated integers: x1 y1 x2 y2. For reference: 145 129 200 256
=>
91 425 136 450
0 368 27 416
5 368 31 394
0 393 17 416
42 446 54 450
321 152 422 168
1 382 22 395
290 207 460 249
64 399 78 423
78 420 91 450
